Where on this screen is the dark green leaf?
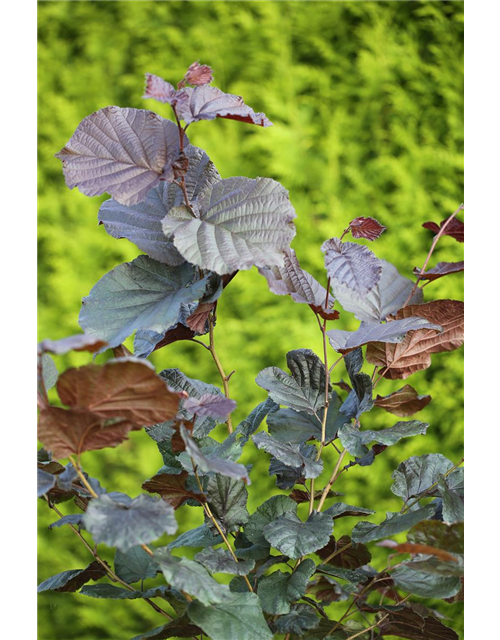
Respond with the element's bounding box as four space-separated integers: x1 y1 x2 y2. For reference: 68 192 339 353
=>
131 615 202 640
437 474 464 524
245 495 298 546
114 546 158 584
263 511 333 559
255 349 330 414
351 505 436 543
317 564 368 585
48 514 84 530
37 561 108 593
253 432 323 479
187 591 273 640
324 503 375 520
391 454 455 502
274 604 320 635
83 493 177 552
167 524 222 550
195 548 255 575
234 534 271 561
391 564 462 599
407 521 464 555
338 421 428 458
235 398 279 442
205 474 249 533
257 558 316 614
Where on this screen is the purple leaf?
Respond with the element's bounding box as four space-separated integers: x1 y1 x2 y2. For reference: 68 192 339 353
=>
56 107 186 206
182 61 214 87
143 74 178 104
422 217 464 243
183 394 237 420
349 217 386 241
327 318 441 353
175 85 272 127
413 261 464 282
321 238 382 296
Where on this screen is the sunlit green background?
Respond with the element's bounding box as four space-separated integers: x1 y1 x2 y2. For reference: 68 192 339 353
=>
38 1 464 638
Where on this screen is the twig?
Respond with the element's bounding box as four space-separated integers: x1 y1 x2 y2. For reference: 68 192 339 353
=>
321 541 353 565
208 311 234 434
317 449 348 512
403 203 464 307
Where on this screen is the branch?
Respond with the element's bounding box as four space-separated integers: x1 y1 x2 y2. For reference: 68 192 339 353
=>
208 311 234 434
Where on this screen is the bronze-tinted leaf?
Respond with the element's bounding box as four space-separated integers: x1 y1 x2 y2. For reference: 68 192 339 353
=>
38 334 107 356
349 216 386 241
375 385 431 417
366 300 464 379
378 606 459 639
407 521 464 555
422 217 464 243
182 61 213 86
38 359 180 459
413 261 464 282
378 540 458 563
142 471 205 509
317 535 371 570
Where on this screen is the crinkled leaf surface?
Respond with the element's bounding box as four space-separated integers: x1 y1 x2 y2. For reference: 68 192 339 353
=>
114 546 158 584
256 349 330 414
423 217 464 243
351 505 436 543
332 260 423 323
274 605 320 635
205 474 249 533
56 107 185 205
188 591 273 640
253 432 323 479
245 495 297 546
194 548 254 575
162 176 295 275
79 256 210 349
257 558 316 614
338 420 428 458
391 564 462 599
366 300 464 379
167 524 222 550
349 216 386 241
142 73 177 104
98 145 220 264
83 493 177 551
263 511 333 559
375 385 432 417
437 474 464 524
175 85 272 127
37 561 107 593
321 238 382 296
378 606 459 639
327 317 440 353
391 454 455 502
154 549 230 605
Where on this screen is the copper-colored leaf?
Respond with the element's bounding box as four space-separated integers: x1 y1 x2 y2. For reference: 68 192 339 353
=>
385 542 458 563
38 359 180 459
142 471 206 509
182 61 213 86
366 300 464 379
378 606 459 639
289 488 341 504
317 535 371 570
349 216 386 241
38 334 107 356
186 302 216 334
375 385 431 417
56 359 179 424
422 217 464 243
413 261 464 282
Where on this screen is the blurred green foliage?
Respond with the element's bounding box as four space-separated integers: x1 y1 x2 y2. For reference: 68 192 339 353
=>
38 1 464 638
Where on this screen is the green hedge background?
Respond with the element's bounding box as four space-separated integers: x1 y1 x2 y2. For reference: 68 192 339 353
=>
38 1 464 638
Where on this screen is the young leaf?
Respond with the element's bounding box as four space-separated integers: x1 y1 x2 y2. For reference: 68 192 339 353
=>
327 317 441 353
142 471 205 510
422 217 464 243
366 300 464 379
413 261 464 282
98 145 220 265
175 85 272 127
187 591 273 640
338 420 428 458
114 546 158 584
332 259 423 323
245 495 298 546
162 177 296 275
257 558 316 614
317 535 372 570
182 61 214 86
180 426 250 484
255 349 330 414
37 561 108 593
351 505 437 544
194 548 255 575
183 394 237 419
142 73 178 104
83 493 177 552
263 511 333 559
56 107 186 206
349 216 386 241
391 453 456 502
375 385 431 417
258 248 338 318
391 564 462 599
378 606 459 639
321 238 382 296
79 256 210 349
205 474 249 532
154 549 231 605
253 432 323 479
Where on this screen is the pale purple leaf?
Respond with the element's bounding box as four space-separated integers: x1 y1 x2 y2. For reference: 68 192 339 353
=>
143 74 177 104
162 177 296 275
182 62 214 86
175 85 272 127
327 318 441 353
413 261 464 282
321 238 382 296
38 333 107 356
56 107 186 206
183 394 237 420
